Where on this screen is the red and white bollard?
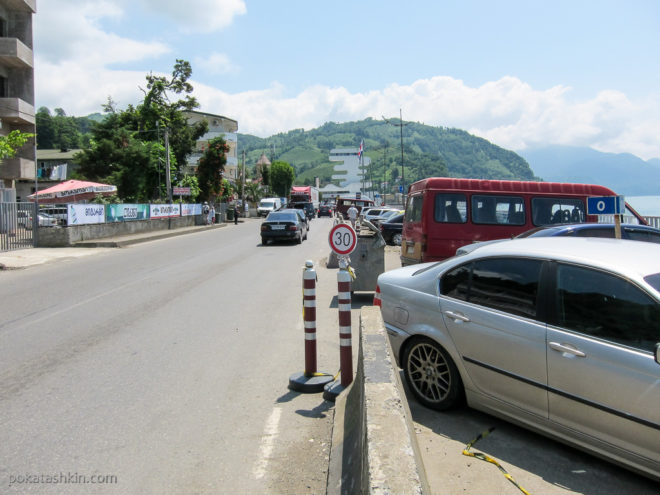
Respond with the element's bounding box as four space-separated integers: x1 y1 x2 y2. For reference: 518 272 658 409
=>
288 260 333 393
303 260 318 374
323 256 354 401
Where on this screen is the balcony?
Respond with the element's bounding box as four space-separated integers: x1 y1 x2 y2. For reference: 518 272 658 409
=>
0 97 34 124
0 156 35 180
0 38 33 68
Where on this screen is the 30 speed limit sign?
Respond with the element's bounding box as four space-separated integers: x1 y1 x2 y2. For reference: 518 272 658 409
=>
328 223 357 255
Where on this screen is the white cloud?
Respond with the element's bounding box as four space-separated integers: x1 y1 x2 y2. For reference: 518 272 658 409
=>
193 53 240 75
137 0 247 33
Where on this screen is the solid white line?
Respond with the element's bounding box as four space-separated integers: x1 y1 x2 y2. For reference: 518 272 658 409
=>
253 406 282 480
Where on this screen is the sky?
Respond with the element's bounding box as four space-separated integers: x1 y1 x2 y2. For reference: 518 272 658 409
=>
34 0 660 160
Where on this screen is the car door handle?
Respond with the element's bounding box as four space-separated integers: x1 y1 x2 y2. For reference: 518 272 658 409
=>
549 342 586 357
444 311 470 323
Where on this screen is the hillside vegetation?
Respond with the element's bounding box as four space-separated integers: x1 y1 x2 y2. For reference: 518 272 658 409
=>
238 118 537 188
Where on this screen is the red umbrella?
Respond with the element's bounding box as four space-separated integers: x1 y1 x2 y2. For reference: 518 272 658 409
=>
27 180 118 204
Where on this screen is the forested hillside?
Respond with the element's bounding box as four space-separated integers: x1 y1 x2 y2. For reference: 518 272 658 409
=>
238 118 537 187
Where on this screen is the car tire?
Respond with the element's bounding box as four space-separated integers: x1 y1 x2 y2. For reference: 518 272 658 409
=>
392 233 402 246
296 233 302 244
402 337 463 411
261 237 269 245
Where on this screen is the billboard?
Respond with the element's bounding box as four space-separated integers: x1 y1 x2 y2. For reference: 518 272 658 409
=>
106 204 149 222
68 204 105 225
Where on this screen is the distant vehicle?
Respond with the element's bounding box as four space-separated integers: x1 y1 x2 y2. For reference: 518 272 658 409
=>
369 209 402 227
379 213 404 245
360 207 395 223
290 186 319 212
335 197 375 220
401 177 647 265
376 237 660 482
456 223 660 256
27 212 58 229
260 210 307 245
317 204 333 217
257 197 282 217
39 205 68 225
291 201 315 220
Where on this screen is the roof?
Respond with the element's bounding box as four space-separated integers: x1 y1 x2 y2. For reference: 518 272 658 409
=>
460 237 660 281
409 177 616 196
37 149 82 160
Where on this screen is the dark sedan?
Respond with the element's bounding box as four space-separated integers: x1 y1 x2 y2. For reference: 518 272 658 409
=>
291 201 315 220
260 210 307 245
318 204 333 217
379 213 404 245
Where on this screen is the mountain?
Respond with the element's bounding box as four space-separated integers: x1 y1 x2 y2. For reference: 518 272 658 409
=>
518 146 660 196
238 118 536 187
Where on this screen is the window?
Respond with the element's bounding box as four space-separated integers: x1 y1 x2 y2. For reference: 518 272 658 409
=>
625 229 660 244
434 193 467 223
405 194 423 223
471 195 525 225
441 258 542 319
532 197 585 226
556 264 660 352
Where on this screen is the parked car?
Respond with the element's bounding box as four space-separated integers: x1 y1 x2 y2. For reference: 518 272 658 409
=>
26 212 58 229
291 201 315 220
371 209 403 227
17 210 31 228
376 237 660 481
360 207 396 224
457 223 660 256
318 204 333 217
379 213 404 245
39 205 68 225
260 210 307 245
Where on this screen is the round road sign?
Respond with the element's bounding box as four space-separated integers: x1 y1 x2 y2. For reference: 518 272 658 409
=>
329 223 357 255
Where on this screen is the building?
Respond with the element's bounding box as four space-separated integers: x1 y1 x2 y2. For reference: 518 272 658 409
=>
330 147 371 196
36 148 81 181
184 110 238 181
0 0 36 202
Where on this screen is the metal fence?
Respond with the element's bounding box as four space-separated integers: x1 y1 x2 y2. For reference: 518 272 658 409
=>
0 202 36 252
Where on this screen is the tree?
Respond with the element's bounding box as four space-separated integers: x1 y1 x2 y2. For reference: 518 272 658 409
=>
0 130 34 159
196 136 228 202
75 60 207 201
270 161 295 197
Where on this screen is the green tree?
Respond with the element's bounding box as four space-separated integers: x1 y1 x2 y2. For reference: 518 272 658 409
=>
270 160 295 197
196 136 228 202
75 60 207 201
0 130 34 158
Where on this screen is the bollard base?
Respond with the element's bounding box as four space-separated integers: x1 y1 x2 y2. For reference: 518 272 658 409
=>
322 380 350 402
288 372 334 393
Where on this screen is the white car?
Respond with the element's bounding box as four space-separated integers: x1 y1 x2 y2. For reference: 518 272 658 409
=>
376 237 660 481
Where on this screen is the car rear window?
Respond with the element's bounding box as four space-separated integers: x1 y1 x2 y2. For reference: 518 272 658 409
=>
644 273 660 292
267 212 296 222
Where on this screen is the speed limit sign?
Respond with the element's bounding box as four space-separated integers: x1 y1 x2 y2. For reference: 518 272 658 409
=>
329 223 357 256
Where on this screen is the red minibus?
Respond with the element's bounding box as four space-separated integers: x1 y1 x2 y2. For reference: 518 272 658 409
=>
401 177 647 265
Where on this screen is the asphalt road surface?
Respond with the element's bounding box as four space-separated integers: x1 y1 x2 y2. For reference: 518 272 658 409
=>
0 217 341 494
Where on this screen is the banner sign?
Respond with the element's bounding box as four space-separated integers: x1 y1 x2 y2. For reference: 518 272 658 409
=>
173 187 191 196
106 204 149 222
67 204 106 225
150 204 181 219
181 203 202 216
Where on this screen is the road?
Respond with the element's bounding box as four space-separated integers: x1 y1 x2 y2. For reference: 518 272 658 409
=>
0 217 341 494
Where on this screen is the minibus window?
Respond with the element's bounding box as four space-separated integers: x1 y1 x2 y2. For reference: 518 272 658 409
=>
471 195 525 225
532 198 585 226
434 193 467 223
405 195 423 222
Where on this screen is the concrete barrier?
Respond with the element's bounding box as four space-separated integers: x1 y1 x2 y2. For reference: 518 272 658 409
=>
327 307 430 494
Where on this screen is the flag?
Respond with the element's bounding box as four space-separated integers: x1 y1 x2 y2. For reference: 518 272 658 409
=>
358 140 364 159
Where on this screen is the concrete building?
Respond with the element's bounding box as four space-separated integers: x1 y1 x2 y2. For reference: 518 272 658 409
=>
330 147 371 196
36 148 81 181
0 0 36 201
184 110 238 182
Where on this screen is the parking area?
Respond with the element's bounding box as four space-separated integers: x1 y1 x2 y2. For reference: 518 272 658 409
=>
408 391 659 494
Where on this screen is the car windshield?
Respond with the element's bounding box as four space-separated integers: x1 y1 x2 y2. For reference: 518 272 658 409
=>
260 201 274 208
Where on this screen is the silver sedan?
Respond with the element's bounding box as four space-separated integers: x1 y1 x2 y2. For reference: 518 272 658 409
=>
376 237 660 481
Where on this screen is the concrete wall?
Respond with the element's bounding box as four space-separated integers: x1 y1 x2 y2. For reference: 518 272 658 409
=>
327 307 430 494
37 215 199 247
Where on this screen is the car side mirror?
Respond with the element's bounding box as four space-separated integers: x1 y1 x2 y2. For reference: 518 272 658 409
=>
656 343 660 365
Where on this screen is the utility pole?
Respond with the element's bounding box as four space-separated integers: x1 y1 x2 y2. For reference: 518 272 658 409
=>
383 109 409 199
164 127 172 204
241 149 246 211
156 120 162 200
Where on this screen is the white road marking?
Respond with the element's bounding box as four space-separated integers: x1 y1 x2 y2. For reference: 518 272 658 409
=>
253 406 282 480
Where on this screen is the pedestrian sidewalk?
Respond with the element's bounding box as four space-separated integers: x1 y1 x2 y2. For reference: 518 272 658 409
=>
0 223 227 270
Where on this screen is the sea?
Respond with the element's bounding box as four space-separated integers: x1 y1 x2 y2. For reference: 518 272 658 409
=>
626 196 660 217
